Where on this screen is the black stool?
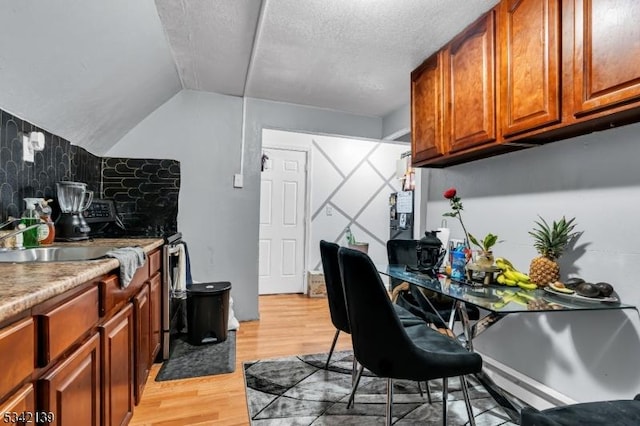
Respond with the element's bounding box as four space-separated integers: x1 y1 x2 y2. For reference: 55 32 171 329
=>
186 282 231 345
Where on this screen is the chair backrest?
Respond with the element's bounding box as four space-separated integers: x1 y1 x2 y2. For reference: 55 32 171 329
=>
338 246 419 378
319 240 350 333
386 239 418 288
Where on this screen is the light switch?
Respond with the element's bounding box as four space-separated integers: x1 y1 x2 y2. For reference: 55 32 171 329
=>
233 174 243 188
326 206 333 216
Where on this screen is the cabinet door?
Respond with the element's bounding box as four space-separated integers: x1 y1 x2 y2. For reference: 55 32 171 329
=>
133 283 150 405
500 0 561 136
149 272 162 365
574 0 640 115
411 52 445 163
39 333 100 426
0 384 35 426
100 304 134 426
446 11 497 153
0 318 34 398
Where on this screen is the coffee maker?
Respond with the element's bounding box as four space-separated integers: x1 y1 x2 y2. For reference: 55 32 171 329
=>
55 181 93 241
412 230 446 276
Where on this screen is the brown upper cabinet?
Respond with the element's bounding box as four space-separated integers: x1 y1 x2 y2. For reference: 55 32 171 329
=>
446 10 497 153
573 0 640 116
500 0 561 137
411 0 640 167
411 52 445 163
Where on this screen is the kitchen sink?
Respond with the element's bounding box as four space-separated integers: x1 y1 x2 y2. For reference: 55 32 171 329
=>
0 246 118 263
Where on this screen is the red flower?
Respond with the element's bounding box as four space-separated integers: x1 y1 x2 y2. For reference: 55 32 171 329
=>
443 187 470 251
443 188 457 199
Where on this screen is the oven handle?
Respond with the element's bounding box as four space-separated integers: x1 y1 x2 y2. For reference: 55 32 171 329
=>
166 244 182 256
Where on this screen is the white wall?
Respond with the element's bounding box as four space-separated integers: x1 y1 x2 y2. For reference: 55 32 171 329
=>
421 122 640 403
382 103 410 140
262 129 408 273
107 90 383 320
0 0 180 155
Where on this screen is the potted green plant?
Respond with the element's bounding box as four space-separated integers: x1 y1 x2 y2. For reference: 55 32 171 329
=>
468 233 501 268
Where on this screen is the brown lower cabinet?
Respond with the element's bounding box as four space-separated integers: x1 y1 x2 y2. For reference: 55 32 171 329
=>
149 273 162 365
0 247 163 426
100 304 134 426
38 333 101 426
133 283 150 405
0 384 35 426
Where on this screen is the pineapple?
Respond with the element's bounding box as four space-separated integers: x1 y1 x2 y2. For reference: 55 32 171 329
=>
528 216 579 287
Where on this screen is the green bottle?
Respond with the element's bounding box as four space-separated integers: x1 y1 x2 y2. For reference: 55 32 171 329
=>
21 198 41 248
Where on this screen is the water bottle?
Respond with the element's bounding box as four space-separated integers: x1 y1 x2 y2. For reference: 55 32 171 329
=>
450 246 467 280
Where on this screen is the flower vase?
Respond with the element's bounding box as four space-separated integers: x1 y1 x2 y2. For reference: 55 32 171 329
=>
474 250 495 269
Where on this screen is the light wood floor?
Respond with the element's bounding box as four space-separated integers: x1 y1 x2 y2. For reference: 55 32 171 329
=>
130 294 351 426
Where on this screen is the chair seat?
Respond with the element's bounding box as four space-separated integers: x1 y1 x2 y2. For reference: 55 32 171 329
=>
398 324 482 381
520 399 640 426
360 322 482 382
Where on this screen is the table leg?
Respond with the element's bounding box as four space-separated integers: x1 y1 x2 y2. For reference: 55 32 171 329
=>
457 302 473 351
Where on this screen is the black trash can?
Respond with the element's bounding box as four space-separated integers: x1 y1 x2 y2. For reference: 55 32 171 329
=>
186 281 231 345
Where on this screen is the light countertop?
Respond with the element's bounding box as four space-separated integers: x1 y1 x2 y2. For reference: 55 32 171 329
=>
0 238 164 324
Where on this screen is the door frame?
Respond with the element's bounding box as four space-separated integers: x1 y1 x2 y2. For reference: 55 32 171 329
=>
260 143 312 294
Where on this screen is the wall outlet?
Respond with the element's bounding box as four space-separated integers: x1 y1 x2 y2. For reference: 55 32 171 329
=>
23 135 34 162
233 173 243 188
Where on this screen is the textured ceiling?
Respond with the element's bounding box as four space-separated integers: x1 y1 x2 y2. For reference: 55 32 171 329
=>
158 0 500 116
0 0 499 154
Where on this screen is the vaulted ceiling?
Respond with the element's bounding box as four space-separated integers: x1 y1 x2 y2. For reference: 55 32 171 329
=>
0 0 498 155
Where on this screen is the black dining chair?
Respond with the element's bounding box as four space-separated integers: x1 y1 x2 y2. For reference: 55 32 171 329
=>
319 240 429 406
338 246 483 425
320 240 424 368
520 394 640 425
386 239 480 329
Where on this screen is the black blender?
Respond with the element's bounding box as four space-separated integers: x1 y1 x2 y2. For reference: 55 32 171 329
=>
55 181 93 241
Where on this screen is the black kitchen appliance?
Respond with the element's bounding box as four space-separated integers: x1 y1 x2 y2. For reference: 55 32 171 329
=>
55 181 93 241
410 230 446 276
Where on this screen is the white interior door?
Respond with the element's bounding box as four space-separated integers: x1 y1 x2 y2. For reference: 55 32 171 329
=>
259 148 307 294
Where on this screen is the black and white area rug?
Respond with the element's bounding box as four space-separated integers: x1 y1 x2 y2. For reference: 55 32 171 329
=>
155 331 236 381
244 350 518 425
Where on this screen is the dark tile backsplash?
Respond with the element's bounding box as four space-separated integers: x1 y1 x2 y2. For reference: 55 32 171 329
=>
102 157 180 234
71 145 102 194
1 108 180 232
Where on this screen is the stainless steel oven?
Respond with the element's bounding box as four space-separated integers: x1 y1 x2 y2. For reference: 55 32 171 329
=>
162 232 184 360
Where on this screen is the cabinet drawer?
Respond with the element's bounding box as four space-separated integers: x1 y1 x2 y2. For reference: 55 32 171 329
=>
0 383 35 423
40 286 99 365
0 318 35 398
99 261 149 317
149 249 161 275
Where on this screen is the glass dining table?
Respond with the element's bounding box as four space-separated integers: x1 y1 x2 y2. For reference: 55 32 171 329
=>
378 264 637 350
378 264 638 417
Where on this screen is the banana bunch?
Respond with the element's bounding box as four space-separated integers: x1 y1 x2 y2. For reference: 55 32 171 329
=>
495 257 537 290
494 290 536 309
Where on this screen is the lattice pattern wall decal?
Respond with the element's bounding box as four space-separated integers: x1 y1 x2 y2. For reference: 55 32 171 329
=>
308 136 406 270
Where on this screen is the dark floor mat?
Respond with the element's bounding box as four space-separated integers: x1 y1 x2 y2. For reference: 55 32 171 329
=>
155 331 236 381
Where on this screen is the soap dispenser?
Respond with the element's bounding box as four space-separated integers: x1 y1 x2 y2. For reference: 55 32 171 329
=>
36 199 55 245
21 198 42 248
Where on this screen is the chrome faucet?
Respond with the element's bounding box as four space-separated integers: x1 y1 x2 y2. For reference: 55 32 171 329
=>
0 217 21 231
0 223 44 244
